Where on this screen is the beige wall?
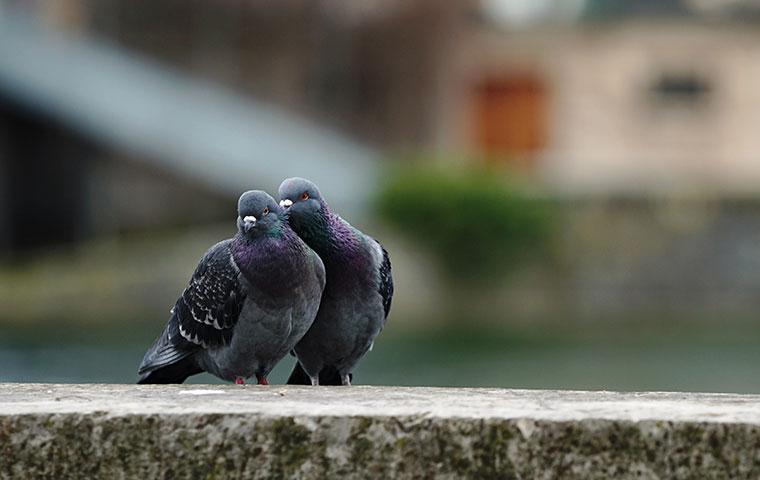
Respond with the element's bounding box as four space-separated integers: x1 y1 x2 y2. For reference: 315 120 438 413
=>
448 22 760 195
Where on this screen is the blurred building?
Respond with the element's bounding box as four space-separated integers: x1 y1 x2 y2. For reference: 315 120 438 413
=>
26 0 760 196
5 0 760 316
0 89 234 254
70 0 469 149
462 0 760 196
0 0 378 256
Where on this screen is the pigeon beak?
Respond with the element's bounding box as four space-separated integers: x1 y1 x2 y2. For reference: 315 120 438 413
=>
243 215 257 232
279 199 293 209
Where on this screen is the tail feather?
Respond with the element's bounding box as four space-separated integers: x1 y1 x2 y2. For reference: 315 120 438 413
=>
138 316 200 384
286 362 351 386
137 356 202 384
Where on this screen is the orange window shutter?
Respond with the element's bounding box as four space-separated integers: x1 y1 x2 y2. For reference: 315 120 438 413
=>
473 75 546 161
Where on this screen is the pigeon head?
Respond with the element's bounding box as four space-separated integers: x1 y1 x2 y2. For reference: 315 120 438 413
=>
278 177 325 220
236 190 282 236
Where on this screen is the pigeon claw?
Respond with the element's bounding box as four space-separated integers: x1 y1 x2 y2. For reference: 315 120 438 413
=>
234 376 245 385
256 374 269 386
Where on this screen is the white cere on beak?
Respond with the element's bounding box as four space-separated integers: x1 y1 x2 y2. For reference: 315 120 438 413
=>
243 215 257 224
280 199 293 208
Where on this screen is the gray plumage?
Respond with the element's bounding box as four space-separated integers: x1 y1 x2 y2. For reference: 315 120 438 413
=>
138 190 325 384
279 177 393 386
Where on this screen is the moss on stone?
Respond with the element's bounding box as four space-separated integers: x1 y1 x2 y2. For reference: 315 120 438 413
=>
269 417 311 477
5 386 760 479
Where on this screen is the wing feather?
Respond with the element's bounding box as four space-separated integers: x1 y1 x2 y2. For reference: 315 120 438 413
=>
377 244 393 319
174 240 245 347
138 240 246 376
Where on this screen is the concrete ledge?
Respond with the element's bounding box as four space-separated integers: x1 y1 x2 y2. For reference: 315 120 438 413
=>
2 384 760 479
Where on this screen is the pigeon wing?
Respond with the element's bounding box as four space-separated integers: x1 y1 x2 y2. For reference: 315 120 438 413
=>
174 240 246 347
138 240 245 376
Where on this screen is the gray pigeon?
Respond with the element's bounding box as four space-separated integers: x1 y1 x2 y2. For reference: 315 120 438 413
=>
137 190 325 385
278 177 393 386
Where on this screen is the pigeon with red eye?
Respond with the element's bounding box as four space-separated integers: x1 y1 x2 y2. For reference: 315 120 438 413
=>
137 190 325 385
278 177 393 386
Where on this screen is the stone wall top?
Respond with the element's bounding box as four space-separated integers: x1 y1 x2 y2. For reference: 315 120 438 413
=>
2 383 760 424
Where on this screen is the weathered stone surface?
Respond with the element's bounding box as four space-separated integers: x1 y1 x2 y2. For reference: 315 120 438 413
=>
2 384 760 479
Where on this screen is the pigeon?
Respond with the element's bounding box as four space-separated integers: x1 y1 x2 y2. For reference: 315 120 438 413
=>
278 177 393 386
137 190 325 385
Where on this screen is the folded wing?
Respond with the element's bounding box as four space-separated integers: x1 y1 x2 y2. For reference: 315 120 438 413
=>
138 240 246 380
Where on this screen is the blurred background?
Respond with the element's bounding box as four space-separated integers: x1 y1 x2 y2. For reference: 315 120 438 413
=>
3 0 760 391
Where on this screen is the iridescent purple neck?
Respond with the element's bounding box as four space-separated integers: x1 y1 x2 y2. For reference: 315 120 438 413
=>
230 229 307 296
289 202 365 272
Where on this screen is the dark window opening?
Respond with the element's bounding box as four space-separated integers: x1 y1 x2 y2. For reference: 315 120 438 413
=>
650 73 711 105
1 97 90 253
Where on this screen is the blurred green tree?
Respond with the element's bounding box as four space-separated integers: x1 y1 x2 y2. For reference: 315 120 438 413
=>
377 162 554 285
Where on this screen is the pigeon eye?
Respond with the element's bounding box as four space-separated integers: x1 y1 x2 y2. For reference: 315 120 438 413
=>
262 207 269 216
300 192 309 201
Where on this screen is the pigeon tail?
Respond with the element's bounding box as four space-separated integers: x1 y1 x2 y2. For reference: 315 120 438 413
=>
286 362 350 386
137 356 202 384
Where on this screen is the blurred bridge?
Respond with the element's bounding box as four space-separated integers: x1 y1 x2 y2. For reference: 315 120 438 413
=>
0 11 378 222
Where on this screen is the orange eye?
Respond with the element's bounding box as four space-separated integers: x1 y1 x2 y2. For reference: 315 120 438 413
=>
300 192 309 201
262 207 269 216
